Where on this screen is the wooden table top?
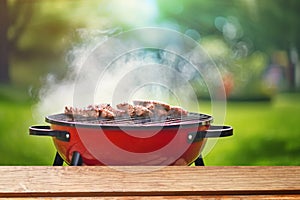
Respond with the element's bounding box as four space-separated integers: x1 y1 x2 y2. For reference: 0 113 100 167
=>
0 166 299 199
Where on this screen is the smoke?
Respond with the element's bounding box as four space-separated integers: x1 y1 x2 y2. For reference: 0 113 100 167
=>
33 28 112 120
34 28 225 125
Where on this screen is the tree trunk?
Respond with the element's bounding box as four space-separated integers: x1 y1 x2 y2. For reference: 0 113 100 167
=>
0 0 10 84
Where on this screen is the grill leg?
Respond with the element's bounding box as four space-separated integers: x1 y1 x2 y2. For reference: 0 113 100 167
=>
53 152 64 166
70 151 83 166
194 155 205 166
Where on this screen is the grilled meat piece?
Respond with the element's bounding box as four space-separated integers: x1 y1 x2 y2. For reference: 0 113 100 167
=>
90 103 112 111
168 106 188 118
133 100 171 118
65 104 115 119
116 103 135 117
99 108 115 119
134 105 153 117
153 109 168 119
113 109 127 117
64 100 188 120
133 100 171 111
97 104 126 118
117 102 153 117
64 106 99 118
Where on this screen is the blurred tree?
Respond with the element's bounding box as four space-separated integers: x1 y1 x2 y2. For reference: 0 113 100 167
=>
0 0 115 86
157 0 300 54
156 0 300 91
0 0 10 83
247 0 300 90
0 0 34 84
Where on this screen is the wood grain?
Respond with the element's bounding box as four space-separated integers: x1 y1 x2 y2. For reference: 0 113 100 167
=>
4 195 300 200
0 166 299 198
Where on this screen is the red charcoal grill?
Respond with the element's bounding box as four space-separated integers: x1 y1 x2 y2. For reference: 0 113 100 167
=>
29 112 233 166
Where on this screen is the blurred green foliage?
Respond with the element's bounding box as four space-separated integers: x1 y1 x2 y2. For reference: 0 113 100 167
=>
157 0 300 52
0 0 299 165
2 0 299 95
157 0 300 95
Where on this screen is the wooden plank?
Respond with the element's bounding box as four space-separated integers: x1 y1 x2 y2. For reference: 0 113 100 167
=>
0 166 299 198
5 195 300 200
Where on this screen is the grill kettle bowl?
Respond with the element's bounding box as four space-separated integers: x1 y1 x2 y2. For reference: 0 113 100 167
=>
29 113 233 166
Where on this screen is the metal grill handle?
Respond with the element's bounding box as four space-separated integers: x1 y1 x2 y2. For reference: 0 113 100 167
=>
29 125 70 142
187 125 233 143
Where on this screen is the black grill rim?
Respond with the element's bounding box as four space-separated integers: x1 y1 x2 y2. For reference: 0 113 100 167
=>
45 112 213 130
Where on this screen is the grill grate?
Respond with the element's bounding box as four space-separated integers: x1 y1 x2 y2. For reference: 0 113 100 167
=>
46 113 213 127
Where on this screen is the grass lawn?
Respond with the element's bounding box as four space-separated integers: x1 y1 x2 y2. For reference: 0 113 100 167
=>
0 85 55 165
0 85 299 165
204 93 300 165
